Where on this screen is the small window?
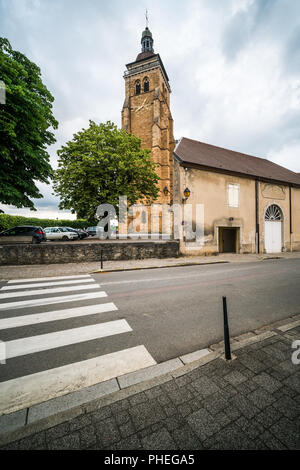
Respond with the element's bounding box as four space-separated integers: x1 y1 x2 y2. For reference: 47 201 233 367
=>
135 80 141 95
228 183 239 208
143 77 149 93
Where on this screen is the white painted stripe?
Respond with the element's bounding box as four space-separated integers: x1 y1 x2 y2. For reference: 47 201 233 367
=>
0 346 157 414
0 283 101 299
1 278 96 291
0 303 118 330
7 275 91 284
5 319 132 359
0 291 107 311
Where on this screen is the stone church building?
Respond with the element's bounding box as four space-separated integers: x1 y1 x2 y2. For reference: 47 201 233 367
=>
122 26 300 255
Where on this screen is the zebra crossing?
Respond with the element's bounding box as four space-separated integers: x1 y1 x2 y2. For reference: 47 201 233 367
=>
0 274 156 415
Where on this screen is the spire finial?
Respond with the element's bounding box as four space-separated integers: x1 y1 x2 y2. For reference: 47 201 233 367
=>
140 12 154 54
145 9 149 28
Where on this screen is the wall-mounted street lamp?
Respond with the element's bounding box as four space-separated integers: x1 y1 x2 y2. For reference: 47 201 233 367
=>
163 186 169 196
182 187 191 203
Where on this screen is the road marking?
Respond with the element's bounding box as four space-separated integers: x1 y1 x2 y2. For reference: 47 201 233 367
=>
0 291 107 311
0 303 118 330
7 275 92 284
0 345 157 414
0 278 96 291
0 283 101 299
5 319 132 359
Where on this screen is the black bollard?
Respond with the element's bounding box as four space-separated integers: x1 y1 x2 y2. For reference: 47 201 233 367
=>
100 250 103 270
222 296 232 360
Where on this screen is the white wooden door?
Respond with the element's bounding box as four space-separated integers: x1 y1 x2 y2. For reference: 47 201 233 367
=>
265 221 281 253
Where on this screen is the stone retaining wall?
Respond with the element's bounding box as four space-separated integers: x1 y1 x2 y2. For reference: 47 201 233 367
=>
0 240 180 266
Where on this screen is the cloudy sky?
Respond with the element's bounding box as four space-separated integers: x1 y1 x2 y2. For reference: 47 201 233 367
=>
1 0 300 219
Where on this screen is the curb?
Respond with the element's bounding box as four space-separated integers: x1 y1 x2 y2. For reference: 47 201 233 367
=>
91 260 229 274
1 314 299 447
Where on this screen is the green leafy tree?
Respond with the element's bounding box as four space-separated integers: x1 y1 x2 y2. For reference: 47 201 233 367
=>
53 121 160 220
0 38 58 209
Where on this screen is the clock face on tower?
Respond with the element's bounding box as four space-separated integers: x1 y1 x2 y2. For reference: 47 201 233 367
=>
132 98 151 113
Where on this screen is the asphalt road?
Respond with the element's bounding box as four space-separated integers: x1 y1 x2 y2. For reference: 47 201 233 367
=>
93 258 300 361
0 258 299 389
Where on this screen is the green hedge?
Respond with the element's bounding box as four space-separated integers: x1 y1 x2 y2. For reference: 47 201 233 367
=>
0 214 92 232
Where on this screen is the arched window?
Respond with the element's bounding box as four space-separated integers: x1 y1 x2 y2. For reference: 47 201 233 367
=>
143 77 149 93
135 80 141 95
265 205 282 221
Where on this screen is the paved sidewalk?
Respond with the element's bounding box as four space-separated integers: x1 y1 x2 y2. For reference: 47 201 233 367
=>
1 251 300 280
1 320 299 450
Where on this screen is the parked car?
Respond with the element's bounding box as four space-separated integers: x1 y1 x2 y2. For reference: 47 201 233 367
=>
86 226 97 237
43 227 79 241
86 226 104 237
0 226 46 244
65 227 89 239
77 228 89 239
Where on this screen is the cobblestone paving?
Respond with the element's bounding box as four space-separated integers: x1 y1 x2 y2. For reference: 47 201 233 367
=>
2 327 300 450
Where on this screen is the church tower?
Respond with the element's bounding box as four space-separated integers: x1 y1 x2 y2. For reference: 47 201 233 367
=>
122 24 175 206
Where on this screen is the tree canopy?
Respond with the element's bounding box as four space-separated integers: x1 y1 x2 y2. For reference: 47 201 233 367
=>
53 121 160 220
0 38 58 209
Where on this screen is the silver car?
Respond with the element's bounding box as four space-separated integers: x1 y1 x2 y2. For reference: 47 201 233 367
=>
44 227 79 241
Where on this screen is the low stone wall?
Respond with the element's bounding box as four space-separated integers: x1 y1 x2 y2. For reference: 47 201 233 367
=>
0 240 180 266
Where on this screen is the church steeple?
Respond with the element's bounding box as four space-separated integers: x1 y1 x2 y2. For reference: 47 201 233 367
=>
122 18 175 208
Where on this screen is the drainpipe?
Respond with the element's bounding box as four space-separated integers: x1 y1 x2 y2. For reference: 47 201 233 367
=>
255 180 260 254
289 186 293 252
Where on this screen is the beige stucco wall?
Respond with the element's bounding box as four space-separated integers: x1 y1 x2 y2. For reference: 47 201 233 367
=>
173 160 300 255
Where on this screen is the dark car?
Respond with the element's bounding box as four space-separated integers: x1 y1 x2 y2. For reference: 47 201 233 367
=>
77 228 89 239
0 226 46 244
65 227 88 240
86 226 97 236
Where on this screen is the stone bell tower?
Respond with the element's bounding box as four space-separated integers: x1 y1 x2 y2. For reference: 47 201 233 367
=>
122 25 175 206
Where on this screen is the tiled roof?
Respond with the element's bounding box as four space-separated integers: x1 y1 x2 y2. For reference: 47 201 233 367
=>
174 137 300 186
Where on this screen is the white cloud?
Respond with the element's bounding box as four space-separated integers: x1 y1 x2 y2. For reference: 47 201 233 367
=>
267 141 300 173
0 204 76 221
